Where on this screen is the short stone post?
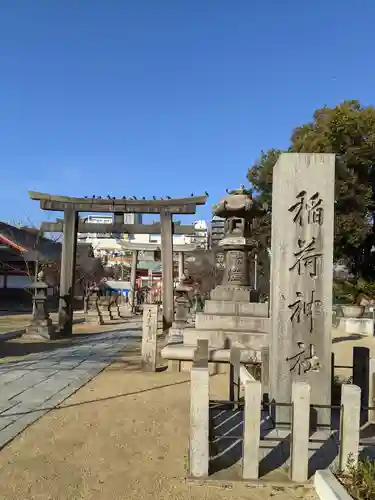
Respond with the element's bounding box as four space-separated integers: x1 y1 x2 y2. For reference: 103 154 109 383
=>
194 339 209 364
369 357 375 422
141 304 159 371
339 384 361 472
189 351 209 478
290 382 310 483
242 379 262 480
261 346 269 408
353 346 369 425
229 347 241 407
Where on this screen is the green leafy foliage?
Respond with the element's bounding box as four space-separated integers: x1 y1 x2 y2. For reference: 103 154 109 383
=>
247 101 375 279
337 455 375 500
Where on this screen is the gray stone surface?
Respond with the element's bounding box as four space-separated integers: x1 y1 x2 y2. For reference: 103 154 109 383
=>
242 378 262 479
269 153 335 427
195 313 269 332
183 328 267 350
0 323 140 450
203 300 268 317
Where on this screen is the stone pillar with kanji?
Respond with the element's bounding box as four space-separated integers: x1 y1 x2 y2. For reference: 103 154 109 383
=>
269 153 335 428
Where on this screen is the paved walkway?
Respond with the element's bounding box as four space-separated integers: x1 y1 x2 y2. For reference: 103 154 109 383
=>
0 323 141 449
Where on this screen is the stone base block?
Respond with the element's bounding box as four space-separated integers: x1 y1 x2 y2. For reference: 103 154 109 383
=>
204 300 269 317
168 324 195 344
334 317 374 336
25 322 58 340
183 328 268 350
210 285 259 302
195 313 269 333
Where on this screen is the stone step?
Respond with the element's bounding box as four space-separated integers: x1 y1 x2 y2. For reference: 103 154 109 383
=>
183 328 268 350
203 300 269 317
195 313 269 333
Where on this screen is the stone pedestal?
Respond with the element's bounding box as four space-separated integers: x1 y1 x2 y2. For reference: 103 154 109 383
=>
26 280 57 340
161 186 269 369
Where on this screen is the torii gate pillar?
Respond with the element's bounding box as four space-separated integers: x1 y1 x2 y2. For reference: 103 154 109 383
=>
58 207 78 336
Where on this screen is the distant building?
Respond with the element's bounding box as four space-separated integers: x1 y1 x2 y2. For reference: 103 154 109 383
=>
186 220 208 250
210 216 225 248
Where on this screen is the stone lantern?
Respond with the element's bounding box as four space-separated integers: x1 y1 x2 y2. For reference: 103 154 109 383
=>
26 270 57 340
212 185 265 302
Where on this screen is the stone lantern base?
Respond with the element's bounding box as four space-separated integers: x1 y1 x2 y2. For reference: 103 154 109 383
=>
25 318 57 341
25 279 58 340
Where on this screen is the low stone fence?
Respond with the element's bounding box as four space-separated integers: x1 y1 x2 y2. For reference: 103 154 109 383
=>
85 293 132 325
189 345 364 483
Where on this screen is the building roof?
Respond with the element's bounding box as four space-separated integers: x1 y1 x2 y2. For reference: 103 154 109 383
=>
0 222 95 264
0 222 61 262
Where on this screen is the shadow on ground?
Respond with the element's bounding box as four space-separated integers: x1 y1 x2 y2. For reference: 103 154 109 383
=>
208 404 344 479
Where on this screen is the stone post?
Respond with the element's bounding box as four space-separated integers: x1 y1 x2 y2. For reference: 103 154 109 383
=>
130 250 138 311
178 251 184 281
141 304 159 371
229 347 241 406
369 357 375 422
290 382 310 483
261 346 270 405
189 357 209 477
160 209 174 327
340 384 361 472
352 346 369 425
242 379 262 480
269 153 335 427
58 206 78 336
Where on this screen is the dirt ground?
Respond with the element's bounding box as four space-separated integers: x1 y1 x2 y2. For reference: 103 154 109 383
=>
0 311 89 333
0 318 368 499
0 345 316 500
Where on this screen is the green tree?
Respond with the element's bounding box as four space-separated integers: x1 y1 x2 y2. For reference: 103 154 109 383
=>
248 100 375 279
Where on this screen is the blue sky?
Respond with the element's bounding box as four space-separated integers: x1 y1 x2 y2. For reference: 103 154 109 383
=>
1 0 374 226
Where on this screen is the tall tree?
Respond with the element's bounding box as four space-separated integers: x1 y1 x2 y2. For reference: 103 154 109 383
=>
248 101 375 279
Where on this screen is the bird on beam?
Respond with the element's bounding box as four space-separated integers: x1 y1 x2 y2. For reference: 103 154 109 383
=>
142 197 146 200
166 196 171 199
205 191 209 196
107 195 111 200
122 196 127 200
84 196 88 198
153 196 156 200
190 193 194 196
97 196 102 199
133 196 137 200
92 195 96 199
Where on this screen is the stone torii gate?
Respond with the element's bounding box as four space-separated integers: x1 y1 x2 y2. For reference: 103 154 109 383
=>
29 191 207 335
118 241 198 300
